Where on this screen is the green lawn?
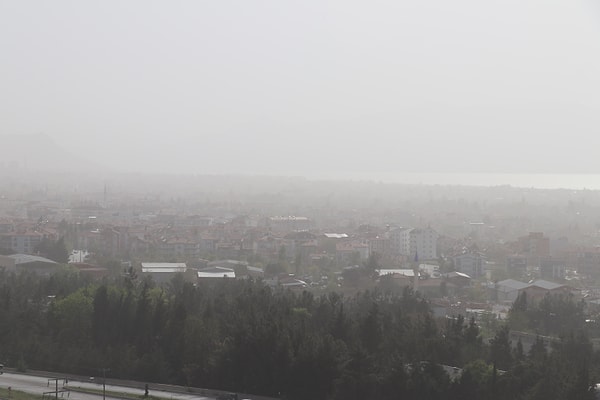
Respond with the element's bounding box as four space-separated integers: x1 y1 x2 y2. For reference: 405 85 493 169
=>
0 387 44 400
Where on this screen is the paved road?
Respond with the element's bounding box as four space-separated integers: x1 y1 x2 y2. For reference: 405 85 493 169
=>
0 373 214 400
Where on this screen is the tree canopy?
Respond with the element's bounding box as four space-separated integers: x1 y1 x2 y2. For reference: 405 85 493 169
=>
0 269 596 399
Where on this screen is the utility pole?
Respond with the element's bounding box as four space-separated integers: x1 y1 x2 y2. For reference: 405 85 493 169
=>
413 251 419 293
100 368 110 400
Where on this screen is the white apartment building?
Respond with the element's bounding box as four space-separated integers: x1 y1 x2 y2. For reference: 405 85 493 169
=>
387 227 438 261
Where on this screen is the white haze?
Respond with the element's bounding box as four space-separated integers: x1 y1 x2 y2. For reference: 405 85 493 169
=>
2 1 600 179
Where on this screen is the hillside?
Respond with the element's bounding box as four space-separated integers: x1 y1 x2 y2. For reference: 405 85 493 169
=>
0 134 106 173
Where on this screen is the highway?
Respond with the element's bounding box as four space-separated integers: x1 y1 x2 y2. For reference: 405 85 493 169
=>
0 372 215 400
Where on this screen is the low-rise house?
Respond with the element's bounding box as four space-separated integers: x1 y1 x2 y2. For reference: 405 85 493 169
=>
336 241 369 265
495 278 574 304
520 279 572 303
495 279 530 303
453 252 484 279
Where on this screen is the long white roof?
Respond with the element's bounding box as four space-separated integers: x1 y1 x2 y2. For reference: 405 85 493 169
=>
141 262 187 273
9 254 57 265
197 268 235 278
324 233 348 239
377 269 416 277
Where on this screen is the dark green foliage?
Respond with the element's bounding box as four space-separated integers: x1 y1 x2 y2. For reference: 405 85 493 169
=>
264 262 286 277
34 237 69 263
508 291 586 336
0 271 596 400
450 359 493 399
489 325 512 371
364 252 381 277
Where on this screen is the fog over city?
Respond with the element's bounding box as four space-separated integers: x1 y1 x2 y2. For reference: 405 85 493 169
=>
2 1 600 180
5 2 600 400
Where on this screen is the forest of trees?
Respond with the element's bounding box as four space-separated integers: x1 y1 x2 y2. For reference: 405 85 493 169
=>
0 267 597 400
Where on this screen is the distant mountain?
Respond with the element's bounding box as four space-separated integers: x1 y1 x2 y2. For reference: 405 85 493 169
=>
0 134 107 173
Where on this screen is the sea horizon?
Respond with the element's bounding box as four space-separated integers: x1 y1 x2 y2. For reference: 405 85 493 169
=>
305 172 600 191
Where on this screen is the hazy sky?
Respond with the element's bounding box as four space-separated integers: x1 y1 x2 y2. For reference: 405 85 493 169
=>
2 1 600 177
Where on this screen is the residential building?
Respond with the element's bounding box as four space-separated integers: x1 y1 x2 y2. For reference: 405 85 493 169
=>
495 279 530 303
495 278 573 304
368 236 389 258
453 252 484 279
267 216 311 234
517 232 550 266
253 234 281 260
282 231 317 260
336 241 369 265
520 280 572 303
0 230 55 255
387 227 438 260
157 238 200 260
506 255 527 276
540 257 566 280
567 247 600 276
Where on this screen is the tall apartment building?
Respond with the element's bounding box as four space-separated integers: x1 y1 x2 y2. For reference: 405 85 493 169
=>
387 227 438 261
